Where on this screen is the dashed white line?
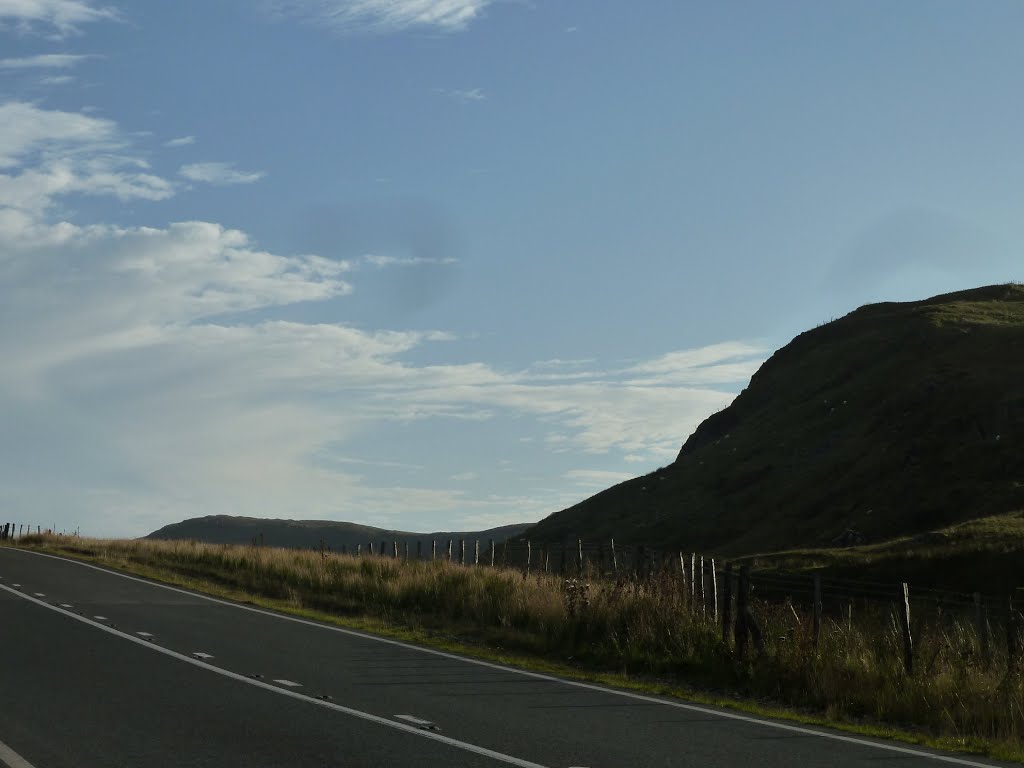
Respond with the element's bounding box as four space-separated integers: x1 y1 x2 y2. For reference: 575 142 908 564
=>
59 603 73 609
136 631 154 639
192 652 214 660
5 547 1004 768
11 584 20 588
272 679 302 687
32 592 45 597
93 615 108 621
0 583 548 768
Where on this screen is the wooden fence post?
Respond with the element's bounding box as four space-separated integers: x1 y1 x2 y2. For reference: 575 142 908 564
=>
610 539 618 576
710 558 718 623
699 556 707 617
1008 594 1019 675
431 539 437 561
459 539 466 566
813 573 822 650
525 540 532 577
404 541 409 560
973 592 990 668
357 543 362 557
635 545 645 580
474 540 479 566
489 539 495 567
735 565 750 658
690 554 697 602
899 582 914 676
577 539 584 577
393 541 399 559
368 541 374 556
722 562 733 645
447 539 453 561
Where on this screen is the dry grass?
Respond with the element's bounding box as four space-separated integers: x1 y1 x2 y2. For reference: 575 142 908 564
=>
10 533 1024 762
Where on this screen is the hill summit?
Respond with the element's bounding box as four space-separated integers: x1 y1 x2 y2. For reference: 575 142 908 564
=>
527 284 1024 555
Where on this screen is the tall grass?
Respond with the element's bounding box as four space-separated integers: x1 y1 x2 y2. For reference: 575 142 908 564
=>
12 534 1024 759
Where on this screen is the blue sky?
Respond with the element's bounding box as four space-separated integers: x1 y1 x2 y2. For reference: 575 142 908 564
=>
1 1 1021 537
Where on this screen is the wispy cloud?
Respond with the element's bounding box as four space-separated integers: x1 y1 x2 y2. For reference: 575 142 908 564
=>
179 162 265 185
271 0 494 34
0 0 118 36
38 74 74 85
0 53 96 69
163 135 195 148
363 253 457 268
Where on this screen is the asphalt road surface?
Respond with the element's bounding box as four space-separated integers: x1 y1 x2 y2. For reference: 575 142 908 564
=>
0 547 1013 768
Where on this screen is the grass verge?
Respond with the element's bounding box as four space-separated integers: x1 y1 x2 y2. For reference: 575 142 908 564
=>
5 534 1023 764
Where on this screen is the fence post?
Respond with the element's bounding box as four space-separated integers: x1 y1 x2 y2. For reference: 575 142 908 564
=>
735 565 750 658
699 556 706 617
722 562 733 645
474 540 479 566
899 582 914 676
973 592 990 668
368 541 374 556
1008 594 1019 675
813 573 823 650
525 540 531 577
610 539 618 576
357 543 362 557
489 539 495 567
447 539 453 561
459 539 466 566
577 539 584 577
417 540 423 560
393 541 399 559
710 558 718 623
690 554 697 601
404 541 409 560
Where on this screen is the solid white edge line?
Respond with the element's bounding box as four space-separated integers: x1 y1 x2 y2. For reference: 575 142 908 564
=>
2 547 1005 768
0 737 37 768
395 714 434 726
0 582 548 768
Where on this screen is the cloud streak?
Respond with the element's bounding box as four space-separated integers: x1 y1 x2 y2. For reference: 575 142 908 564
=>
0 0 118 35
180 162 265 185
271 0 494 34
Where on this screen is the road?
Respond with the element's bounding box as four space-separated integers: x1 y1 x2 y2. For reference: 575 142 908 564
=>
0 547 1012 768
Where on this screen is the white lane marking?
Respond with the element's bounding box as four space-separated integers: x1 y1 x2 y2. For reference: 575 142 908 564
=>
0 583 549 768
395 714 434 726
192 652 214 660
0 736 39 768
32 593 44 597
93 615 108 621
59 603 73 609
273 679 302 687
3 548 1002 768
11 584 19 588
136 631 154 638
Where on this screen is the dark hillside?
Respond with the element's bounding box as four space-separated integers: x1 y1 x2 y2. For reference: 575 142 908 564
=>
527 284 1024 555
146 515 531 553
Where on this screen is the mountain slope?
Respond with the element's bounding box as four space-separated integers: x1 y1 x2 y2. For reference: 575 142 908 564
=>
527 284 1024 555
146 515 532 553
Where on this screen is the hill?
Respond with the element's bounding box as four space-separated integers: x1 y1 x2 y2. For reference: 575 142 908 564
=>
526 284 1024 555
146 515 532 554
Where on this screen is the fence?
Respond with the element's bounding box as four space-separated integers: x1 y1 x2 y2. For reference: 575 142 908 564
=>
0 523 78 541
283 534 1021 677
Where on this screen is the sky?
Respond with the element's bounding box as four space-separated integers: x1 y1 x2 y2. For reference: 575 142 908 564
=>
1 1 1022 538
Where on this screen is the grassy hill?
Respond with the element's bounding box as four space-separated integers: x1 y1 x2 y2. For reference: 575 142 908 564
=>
146 515 532 554
527 284 1024 556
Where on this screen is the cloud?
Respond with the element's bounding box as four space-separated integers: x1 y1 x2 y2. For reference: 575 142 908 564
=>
564 469 635 487
0 0 118 35
271 0 494 34
437 87 485 103
0 53 95 69
450 471 478 481
38 74 74 85
163 135 195 148
363 253 457 268
179 162 265 185
0 100 117 168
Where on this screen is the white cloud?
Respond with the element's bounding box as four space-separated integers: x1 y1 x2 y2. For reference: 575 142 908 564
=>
0 53 95 69
0 101 117 168
179 162 265 185
164 135 195 148
271 0 494 33
436 86 485 103
38 74 74 85
363 253 457 267
0 0 117 35
450 471 478 481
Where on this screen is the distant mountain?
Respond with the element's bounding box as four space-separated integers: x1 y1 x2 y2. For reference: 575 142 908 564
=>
526 284 1024 555
145 515 532 554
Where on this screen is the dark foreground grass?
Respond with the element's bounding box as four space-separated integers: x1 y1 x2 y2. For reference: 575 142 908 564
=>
6 534 1024 763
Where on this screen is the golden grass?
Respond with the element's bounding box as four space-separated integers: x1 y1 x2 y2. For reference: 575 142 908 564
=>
9 533 1024 763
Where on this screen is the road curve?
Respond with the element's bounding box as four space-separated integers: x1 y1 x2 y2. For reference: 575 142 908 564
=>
0 547 1012 768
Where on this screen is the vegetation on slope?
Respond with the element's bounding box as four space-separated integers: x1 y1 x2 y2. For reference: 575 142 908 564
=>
8 534 1024 762
528 284 1024 555
146 514 531 553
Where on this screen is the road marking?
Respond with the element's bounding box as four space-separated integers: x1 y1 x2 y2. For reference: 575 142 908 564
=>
136 631 154 639
59 603 73 609
3 547 1004 768
0 583 549 768
11 584 19 588
0 736 38 768
273 679 302 687
395 714 434 726
192 652 214 660
32 593 44 597
93 615 108 621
